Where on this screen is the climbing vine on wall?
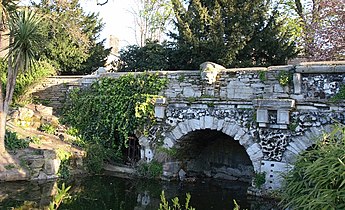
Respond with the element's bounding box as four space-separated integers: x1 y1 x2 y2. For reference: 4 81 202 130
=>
62 73 167 157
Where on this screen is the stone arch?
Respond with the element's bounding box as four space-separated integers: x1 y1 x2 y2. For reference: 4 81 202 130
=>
161 116 263 172
282 125 330 164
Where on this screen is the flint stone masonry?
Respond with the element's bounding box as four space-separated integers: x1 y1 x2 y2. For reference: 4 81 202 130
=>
30 61 345 190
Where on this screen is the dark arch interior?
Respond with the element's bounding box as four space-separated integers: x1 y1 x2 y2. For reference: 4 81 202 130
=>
176 129 254 182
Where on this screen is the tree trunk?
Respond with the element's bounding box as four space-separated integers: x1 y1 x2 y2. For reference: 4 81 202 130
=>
0 111 6 153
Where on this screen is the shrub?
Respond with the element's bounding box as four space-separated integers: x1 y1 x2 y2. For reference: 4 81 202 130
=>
281 124 345 209
253 171 266 189
137 160 163 179
39 123 57 135
0 59 56 105
62 73 167 160
5 131 30 150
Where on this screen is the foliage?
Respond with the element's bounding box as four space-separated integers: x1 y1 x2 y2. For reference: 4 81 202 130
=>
57 149 72 179
169 0 296 69
83 143 110 173
331 85 345 102
137 160 163 178
276 0 344 60
129 0 173 46
33 0 110 75
253 171 266 189
49 183 71 210
4 164 15 170
5 130 30 150
39 123 57 135
277 71 291 86
0 59 56 104
281 124 345 209
258 71 266 82
233 199 240 210
118 40 173 72
159 191 195 210
62 73 167 159
0 8 43 152
232 14 298 67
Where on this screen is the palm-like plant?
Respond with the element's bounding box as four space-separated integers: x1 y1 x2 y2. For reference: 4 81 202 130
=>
0 0 18 49
0 8 42 152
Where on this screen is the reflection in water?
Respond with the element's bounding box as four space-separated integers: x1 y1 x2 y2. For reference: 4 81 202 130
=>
0 175 278 210
0 180 57 209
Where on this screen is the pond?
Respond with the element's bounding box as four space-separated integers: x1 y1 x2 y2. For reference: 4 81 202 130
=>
0 175 279 210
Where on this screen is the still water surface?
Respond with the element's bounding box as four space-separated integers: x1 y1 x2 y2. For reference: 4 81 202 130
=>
0 175 278 210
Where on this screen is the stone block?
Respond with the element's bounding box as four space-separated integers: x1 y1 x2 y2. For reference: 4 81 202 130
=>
178 122 189 134
234 128 245 141
139 136 149 147
183 86 196 97
253 99 295 109
191 119 201 130
277 110 289 124
217 119 224 131
171 127 184 140
211 118 219 130
273 84 284 93
154 106 165 119
163 137 175 148
204 116 214 129
239 134 254 148
230 124 242 137
44 159 60 175
145 149 154 162
256 109 268 123
261 161 293 190
293 73 301 94
199 116 206 129
162 161 180 178
246 143 262 159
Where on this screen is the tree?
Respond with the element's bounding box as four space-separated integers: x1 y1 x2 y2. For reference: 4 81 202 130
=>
232 13 298 67
170 0 297 69
130 0 173 46
0 0 18 53
0 9 42 152
277 0 345 60
34 0 110 75
118 40 172 71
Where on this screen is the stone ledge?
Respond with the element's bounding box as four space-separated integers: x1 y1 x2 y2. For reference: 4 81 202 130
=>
253 99 295 109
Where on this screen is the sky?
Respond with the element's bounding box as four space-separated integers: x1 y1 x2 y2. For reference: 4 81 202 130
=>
80 0 137 49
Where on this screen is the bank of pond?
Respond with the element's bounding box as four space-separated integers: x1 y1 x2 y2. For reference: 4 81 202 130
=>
0 175 279 210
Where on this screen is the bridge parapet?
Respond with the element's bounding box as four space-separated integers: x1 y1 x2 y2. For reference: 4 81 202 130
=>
77 62 345 190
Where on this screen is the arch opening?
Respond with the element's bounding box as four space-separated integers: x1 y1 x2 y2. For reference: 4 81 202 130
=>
175 129 254 182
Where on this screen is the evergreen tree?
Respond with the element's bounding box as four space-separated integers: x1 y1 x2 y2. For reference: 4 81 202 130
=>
34 0 110 75
170 0 297 69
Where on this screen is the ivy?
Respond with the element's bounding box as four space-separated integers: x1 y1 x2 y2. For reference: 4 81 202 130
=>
62 72 167 160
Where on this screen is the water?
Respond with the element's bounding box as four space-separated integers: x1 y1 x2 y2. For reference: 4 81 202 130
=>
0 175 279 210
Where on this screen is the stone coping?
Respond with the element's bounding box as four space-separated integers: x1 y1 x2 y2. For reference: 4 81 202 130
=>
46 61 345 80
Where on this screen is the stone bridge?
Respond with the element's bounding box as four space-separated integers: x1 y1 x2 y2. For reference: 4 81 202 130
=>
33 61 345 190
135 61 345 190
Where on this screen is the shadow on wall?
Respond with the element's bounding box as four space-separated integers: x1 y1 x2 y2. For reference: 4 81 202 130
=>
30 76 84 115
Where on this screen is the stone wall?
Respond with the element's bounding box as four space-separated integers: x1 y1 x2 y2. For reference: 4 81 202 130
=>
31 76 84 113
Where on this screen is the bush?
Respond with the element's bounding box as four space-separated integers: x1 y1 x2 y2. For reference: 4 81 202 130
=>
281 124 345 209
5 131 30 150
62 73 167 158
0 59 56 105
39 123 57 135
137 160 163 179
